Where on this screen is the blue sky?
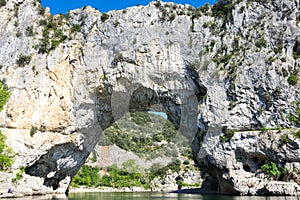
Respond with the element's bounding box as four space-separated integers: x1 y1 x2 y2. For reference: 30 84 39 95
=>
41 0 217 14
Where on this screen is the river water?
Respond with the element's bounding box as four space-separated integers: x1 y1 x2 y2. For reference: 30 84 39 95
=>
68 192 300 200
4 193 300 200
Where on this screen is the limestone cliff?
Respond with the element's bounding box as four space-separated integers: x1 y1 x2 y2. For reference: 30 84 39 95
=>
0 0 298 196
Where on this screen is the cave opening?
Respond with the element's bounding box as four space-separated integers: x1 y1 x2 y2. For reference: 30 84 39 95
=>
243 164 251 172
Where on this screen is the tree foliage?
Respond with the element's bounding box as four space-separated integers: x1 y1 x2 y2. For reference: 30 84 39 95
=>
0 82 10 111
71 159 183 189
71 165 101 187
0 131 13 171
102 111 179 158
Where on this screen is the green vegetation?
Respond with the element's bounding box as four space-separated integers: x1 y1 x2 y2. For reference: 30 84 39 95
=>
113 20 120 27
0 79 12 172
261 162 289 181
261 162 281 180
0 0 6 7
102 111 188 159
71 159 184 189
293 130 300 138
71 165 101 187
37 3 45 16
16 30 22 37
16 54 31 67
0 130 13 171
26 26 34 36
202 21 217 29
70 24 81 33
36 15 68 54
260 126 282 132
287 74 298 85
280 134 290 145
0 82 10 111
12 167 25 184
220 128 235 142
293 52 300 60
30 126 38 137
101 13 109 22
255 38 267 48
288 102 300 127
211 0 235 22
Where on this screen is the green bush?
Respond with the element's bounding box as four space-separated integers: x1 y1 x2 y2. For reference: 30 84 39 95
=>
0 86 13 171
211 0 235 21
261 162 285 181
288 102 300 126
0 131 13 171
183 160 190 165
71 165 101 188
154 0 163 9
16 54 31 67
169 13 176 21
101 13 109 22
288 74 298 85
255 38 267 48
12 167 25 184
37 17 68 53
26 26 34 36
220 128 235 142
293 130 300 138
0 82 10 111
71 160 148 189
293 52 300 60
30 126 38 137
0 0 6 7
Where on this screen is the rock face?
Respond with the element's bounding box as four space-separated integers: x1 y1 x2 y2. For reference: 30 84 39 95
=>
194 129 300 195
0 0 299 195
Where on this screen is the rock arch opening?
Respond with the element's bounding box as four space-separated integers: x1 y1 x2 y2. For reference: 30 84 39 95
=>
25 66 207 190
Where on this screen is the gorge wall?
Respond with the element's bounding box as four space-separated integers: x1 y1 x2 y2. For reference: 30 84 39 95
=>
0 0 299 195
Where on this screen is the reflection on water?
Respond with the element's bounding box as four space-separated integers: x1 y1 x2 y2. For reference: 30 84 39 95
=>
1 194 68 200
2 193 300 200
67 192 300 200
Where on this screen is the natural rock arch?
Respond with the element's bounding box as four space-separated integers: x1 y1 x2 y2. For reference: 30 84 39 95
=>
25 58 207 190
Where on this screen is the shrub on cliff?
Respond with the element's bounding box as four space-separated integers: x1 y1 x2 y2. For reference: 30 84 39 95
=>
16 54 31 67
0 82 12 171
0 82 10 111
0 131 13 171
288 102 300 127
0 0 6 7
288 74 298 85
101 13 109 22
